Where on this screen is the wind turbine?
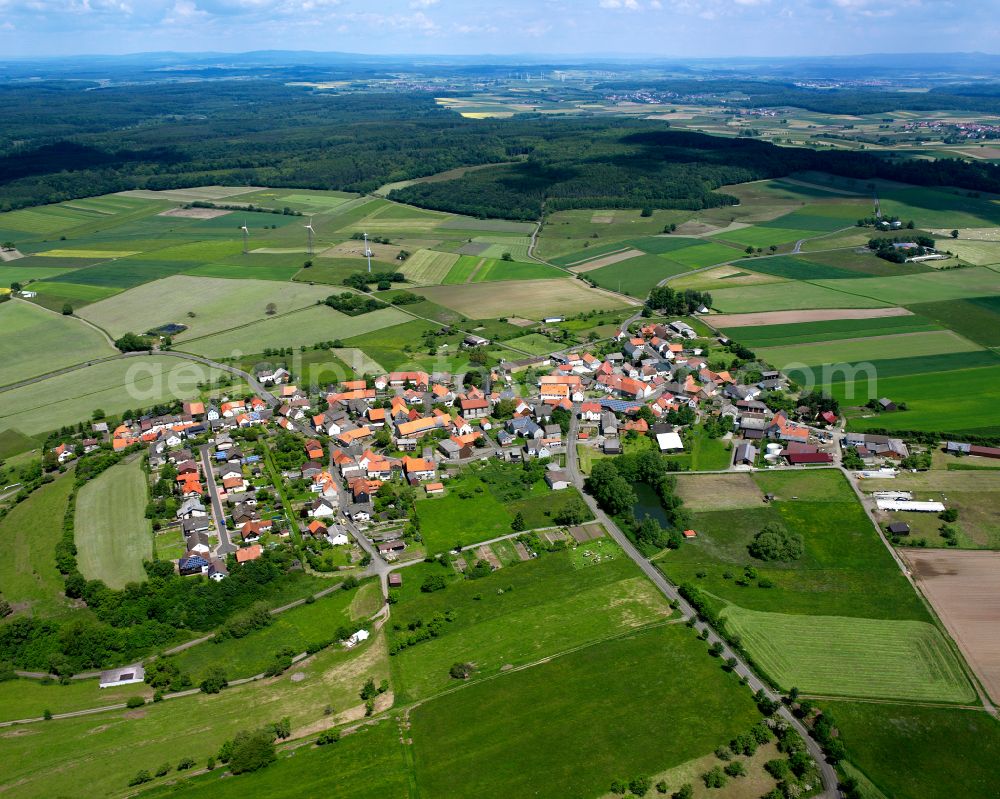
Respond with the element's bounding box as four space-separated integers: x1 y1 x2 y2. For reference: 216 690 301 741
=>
363 231 372 274
305 216 315 256
240 220 250 254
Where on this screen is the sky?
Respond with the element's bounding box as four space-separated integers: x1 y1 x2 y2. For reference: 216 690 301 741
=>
0 0 996 60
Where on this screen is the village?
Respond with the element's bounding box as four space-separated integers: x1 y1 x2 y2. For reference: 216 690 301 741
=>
41 311 976 592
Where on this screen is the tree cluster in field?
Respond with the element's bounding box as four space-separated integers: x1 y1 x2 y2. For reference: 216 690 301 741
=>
324 291 383 316
645 286 712 315
187 201 303 216
868 235 936 262
388 609 455 655
584 450 689 553
342 271 404 292
748 524 804 562
350 232 392 244
389 291 422 306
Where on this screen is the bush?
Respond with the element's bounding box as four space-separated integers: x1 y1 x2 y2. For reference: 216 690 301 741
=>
127 770 152 787
220 729 277 774
449 662 474 680
154 762 172 777
701 766 727 788
317 729 341 745
177 757 196 771
200 667 228 694
420 574 446 593
630 776 652 796
125 696 145 709
723 761 745 778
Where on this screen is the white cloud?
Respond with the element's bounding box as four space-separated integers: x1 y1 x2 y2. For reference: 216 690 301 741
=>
409 0 439 7
599 0 641 9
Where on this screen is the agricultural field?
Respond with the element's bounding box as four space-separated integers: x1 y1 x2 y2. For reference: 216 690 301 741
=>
176 305 410 359
504 332 558 355
826 701 1000 799
25 281 122 312
720 606 973 703
0 355 226 437
74 458 152 589
0 300 115 387
708 281 891 313
903 549 1000 702
586 253 695 296
78 276 332 340
0 475 76 618
537 208 693 261
669 263 789 292
726 313 940 349
674 473 766 512
409 624 761 799
838 365 1000 435
398 249 459 284
413 279 630 319
657 470 930 621
907 296 1000 347
812 266 1000 305
389 540 672 703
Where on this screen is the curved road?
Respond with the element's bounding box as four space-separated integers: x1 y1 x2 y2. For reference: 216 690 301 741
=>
565 412 840 798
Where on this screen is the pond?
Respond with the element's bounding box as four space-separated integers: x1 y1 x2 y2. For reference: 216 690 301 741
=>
632 482 669 527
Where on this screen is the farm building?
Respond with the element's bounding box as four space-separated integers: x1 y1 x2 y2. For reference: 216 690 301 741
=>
545 470 570 490
656 431 684 452
887 522 911 535
785 452 833 465
876 499 946 513
388 573 403 588
946 441 1000 460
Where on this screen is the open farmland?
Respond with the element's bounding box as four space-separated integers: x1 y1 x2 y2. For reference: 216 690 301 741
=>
710 306 912 327
409 624 761 799
720 606 974 703
708 281 891 313
0 355 226 437
674 472 766 511
78 276 332 339
903 549 1000 702
389 541 673 703
413 279 629 318
907 296 1000 347
0 300 115 387
838 365 1000 435
398 249 459 284
587 254 694 296
813 266 1000 305
728 313 940 348
826 701 1000 799
74 458 151 589
176 305 410 358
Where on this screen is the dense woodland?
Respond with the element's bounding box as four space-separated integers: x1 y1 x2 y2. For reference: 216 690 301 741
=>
4 83 1000 218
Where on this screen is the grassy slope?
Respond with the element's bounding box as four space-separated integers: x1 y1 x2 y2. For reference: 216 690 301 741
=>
74 458 151 589
0 475 75 617
410 624 761 799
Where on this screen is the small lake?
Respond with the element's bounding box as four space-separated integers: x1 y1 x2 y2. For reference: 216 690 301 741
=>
632 482 669 527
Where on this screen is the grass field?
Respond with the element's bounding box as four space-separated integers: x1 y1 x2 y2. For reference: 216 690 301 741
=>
0 633 392 799
177 305 410 359
713 225 817 248
0 300 115 387
414 279 628 319
26 281 122 312
473 258 564 282
74 458 151 589
720 606 974 702
726 314 940 348
907 296 1000 347
826 701 1000 799
708 281 891 313
398 249 459 284
879 186 1000 228
183 263 299 281
409 624 761 799
136 720 410 799
657 470 930 620
390 542 672 703
46 258 197 290
170 582 378 683
945 239 1000 266
0 475 75 618
813 266 1000 305
756 329 982 371
0 355 226 437
839 365 1000 435
504 332 558 355
79 276 332 340
587 253 695 296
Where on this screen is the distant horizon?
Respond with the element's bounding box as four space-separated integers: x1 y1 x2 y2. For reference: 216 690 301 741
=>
0 1 997 61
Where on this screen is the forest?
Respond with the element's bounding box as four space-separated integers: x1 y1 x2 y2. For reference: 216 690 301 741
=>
3 83 1000 218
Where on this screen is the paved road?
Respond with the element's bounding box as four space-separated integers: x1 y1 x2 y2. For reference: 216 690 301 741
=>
198 443 235 556
565 412 840 798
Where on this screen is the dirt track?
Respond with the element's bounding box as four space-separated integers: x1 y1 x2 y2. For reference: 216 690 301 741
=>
902 548 1000 703
710 307 913 327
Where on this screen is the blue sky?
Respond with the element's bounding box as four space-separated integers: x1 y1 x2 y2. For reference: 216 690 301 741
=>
0 1 994 59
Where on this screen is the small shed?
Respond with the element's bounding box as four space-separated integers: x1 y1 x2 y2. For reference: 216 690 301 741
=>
388 573 403 588
887 522 911 535
682 529 698 539
99 664 146 689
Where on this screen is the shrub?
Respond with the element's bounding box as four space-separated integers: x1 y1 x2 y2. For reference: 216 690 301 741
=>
177 757 196 771
748 523 803 562
154 763 172 777
317 729 341 745
125 696 145 709
127 770 152 787
630 776 652 796
200 667 228 694
701 766 727 788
